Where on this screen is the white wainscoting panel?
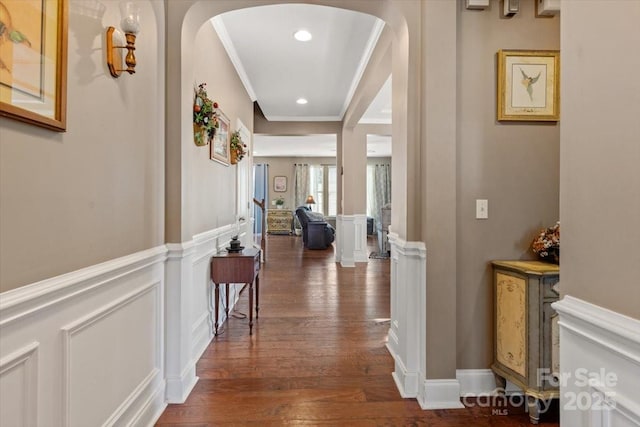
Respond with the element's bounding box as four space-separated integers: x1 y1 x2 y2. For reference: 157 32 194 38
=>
191 223 243 360
337 215 355 267
61 282 162 427
553 296 640 427
336 214 367 266
386 232 425 399
353 214 369 263
334 215 343 263
0 246 167 427
0 342 39 427
165 222 251 404
386 232 463 409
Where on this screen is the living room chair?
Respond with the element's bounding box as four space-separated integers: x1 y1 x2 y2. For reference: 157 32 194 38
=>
295 206 335 250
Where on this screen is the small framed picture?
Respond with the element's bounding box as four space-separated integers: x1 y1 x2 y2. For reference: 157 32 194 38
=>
210 110 230 165
497 49 560 122
274 176 287 192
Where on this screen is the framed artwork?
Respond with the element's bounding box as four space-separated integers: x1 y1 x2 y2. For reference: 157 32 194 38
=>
497 49 559 122
0 0 68 131
210 110 230 165
274 176 287 192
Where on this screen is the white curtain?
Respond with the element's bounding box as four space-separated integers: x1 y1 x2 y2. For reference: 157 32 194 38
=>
374 164 391 225
293 163 310 208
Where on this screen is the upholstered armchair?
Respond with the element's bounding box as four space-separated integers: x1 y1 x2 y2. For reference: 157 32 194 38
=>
295 206 335 250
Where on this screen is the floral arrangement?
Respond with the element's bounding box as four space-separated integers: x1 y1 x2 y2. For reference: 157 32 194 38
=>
531 221 560 262
193 83 218 146
230 130 247 162
275 197 285 206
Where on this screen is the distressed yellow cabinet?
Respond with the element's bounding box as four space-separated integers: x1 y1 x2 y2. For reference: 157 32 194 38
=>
266 209 292 234
491 260 560 424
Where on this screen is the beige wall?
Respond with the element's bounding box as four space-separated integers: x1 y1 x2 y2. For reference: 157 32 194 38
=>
254 156 337 210
560 1 640 320
254 156 390 212
0 0 165 292
189 22 253 236
454 1 560 369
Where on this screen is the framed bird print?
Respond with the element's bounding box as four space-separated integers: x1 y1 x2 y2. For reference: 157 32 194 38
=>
0 0 68 131
497 50 559 121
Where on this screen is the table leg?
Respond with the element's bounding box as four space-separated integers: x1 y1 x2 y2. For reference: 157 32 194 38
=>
249 280 254 335
225 283 230 322
255 274 260 318
214 283 220 336
527 395 540 425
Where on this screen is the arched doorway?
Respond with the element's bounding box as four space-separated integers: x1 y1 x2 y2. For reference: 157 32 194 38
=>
163 0 443 408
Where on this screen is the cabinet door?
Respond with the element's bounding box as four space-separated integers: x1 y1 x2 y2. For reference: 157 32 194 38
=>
496 272 527 378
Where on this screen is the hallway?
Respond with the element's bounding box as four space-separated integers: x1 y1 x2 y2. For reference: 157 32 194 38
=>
155 236 558 426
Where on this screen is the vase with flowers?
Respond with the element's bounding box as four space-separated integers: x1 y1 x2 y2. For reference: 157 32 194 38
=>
193 83 219 146
229 130 247 164
531 221 560 264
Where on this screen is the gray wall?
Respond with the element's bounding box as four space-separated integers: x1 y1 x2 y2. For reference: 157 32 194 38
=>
455 1 560 369
560 0 640 320
0 0 165 292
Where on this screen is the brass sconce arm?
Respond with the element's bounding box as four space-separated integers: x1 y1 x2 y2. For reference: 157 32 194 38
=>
106 27 137 77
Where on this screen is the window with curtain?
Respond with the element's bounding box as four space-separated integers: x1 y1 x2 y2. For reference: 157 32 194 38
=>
308 165 336 216
366 163 391 226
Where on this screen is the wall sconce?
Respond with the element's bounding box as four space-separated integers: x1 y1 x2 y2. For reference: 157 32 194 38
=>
106 2 141 77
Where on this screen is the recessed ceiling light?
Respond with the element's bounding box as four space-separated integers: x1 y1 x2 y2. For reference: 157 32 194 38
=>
296 98 308 105
294 30 312 42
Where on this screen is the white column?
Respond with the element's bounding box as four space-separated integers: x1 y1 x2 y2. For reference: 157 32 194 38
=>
341 127 368 267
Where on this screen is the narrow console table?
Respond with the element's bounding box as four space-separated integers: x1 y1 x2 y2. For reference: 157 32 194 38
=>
210 247 260 336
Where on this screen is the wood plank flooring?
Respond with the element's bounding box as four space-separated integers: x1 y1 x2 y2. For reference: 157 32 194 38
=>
156 235 559 426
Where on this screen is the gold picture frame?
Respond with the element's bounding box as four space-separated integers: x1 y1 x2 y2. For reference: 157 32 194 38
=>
210 110 230 166
497 49 559 122
0 0 68 131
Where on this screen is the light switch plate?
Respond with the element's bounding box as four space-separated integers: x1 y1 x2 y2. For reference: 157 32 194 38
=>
476 199 488 219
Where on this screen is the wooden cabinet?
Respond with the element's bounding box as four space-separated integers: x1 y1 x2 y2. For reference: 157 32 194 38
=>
267 209 292 234
491 260 560 424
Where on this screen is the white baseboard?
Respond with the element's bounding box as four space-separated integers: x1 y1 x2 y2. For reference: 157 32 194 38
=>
418 379 464 409
553 296 640 427
457 369 496 396
456 369 521 396
390 354 419 398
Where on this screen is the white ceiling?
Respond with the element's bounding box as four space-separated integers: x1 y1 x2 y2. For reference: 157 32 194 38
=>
212 4 391 158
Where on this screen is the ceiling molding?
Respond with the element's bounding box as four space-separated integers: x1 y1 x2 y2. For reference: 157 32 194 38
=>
338 19 386 120
211 17 257 101
265 115 343 122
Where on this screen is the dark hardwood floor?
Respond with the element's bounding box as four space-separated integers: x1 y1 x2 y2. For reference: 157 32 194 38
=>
156 235 559 426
